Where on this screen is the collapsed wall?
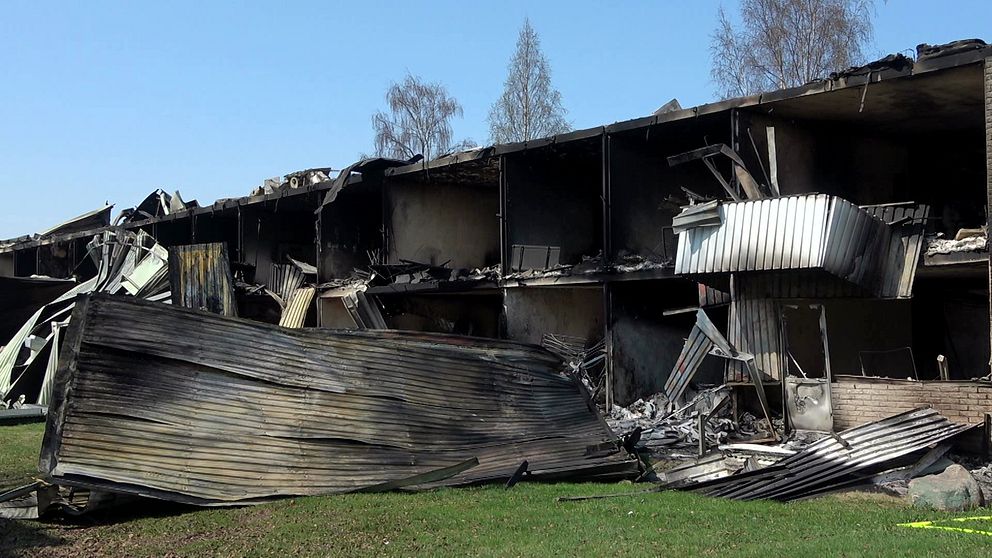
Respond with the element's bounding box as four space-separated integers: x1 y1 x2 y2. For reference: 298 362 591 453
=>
40 294 636 505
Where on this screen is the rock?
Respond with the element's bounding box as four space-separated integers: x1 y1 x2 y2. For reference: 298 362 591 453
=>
908 464 984 511
878 479 909 497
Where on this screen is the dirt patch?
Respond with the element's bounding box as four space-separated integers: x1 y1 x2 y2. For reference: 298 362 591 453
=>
828 490 909 507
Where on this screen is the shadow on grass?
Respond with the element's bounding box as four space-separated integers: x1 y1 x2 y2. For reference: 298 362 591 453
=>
0 518 68 558
0 417 47 427
0 498 221 557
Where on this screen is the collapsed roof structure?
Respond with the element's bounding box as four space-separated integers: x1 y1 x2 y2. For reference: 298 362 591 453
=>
2 39 992 507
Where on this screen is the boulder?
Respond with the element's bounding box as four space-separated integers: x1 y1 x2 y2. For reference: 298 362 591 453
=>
908 464 984 511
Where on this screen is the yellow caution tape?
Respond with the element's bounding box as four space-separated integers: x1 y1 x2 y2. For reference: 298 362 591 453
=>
898 516 992 536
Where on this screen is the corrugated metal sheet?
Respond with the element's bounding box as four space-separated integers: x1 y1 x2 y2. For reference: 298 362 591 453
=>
269 264 305 305
0 276 74 343
37 205 113 237
819 198 891 294
697 284 731 308
664 310 733 402
688 407 971 501
726 292 783 382
120 242 170 298
168 243 237 317
278 286 315 328
0 279 96 399
3 230 172 405
665 323 713 403
675 195 916 298
37 320 68 406
342 291 389 329
861 203 930 298
41 294 636 505
672 200 722 234
730 270 862 299
675 194 834 275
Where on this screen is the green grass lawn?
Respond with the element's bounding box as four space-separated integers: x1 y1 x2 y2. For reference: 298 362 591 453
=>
0 422 46 488
4 421 992 557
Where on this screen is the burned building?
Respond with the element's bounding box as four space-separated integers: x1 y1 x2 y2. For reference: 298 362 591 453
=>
2 40 992 439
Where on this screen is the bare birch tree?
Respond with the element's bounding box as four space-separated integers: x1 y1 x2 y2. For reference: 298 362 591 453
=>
488 19 571 143
710 0 875 99
372 73 475 161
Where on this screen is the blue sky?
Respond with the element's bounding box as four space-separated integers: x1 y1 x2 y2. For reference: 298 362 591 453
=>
1 0 989 238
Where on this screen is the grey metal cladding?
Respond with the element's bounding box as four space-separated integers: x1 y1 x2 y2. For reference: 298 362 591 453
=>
860 203 930 298
269 263 305 304
674 194 833 276
673 195 922 298
40 294 636 505
689 407 971 501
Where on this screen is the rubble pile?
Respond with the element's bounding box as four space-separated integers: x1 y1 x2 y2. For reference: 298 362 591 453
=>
611 253 671 274
608 386 736 451
924 229 988 256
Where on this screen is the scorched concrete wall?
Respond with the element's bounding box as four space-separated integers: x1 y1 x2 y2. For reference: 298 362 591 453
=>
504 287 604 345
386 181 499 270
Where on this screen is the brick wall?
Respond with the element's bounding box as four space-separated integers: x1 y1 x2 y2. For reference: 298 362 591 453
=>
832 377 992 430
985 57 991 372
986 58 991 195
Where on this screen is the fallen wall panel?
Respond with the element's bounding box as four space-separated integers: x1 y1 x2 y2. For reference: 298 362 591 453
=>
41 294 635 505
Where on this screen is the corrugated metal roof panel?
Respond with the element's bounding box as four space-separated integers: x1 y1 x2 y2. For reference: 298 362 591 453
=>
41 294 636 505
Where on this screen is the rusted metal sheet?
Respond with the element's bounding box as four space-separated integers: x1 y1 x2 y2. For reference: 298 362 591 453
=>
168 243 237 316
278 286 315 328
41 294 636 505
